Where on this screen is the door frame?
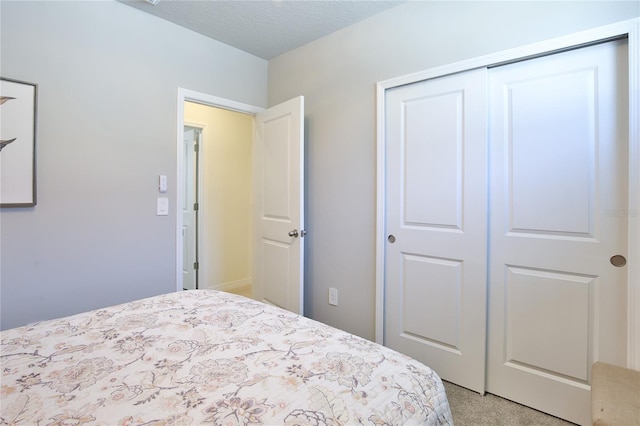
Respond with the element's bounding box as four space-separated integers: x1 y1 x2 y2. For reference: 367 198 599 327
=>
375 18 640 369
176 88 263 292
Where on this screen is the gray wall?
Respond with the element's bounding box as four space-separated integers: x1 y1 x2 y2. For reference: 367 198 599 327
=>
0 1 267 329
268 1 640 340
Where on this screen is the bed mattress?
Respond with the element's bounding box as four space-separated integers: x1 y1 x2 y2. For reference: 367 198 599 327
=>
1 290 452 425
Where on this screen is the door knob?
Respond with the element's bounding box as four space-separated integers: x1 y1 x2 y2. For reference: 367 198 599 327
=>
288 229 299 238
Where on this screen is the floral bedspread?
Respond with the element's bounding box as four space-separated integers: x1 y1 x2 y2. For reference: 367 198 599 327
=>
1 290 453 425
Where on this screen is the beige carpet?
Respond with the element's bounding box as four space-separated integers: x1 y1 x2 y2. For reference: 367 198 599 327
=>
443 381 575 425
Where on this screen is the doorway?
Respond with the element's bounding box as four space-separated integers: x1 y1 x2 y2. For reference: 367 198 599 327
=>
183 102 254 296
176 89 306 315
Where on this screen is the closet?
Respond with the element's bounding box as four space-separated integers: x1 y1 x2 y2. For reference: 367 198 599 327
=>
382 39 628 426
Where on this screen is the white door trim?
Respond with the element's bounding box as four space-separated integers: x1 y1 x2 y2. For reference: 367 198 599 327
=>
375 18 640 369
176 88 264 292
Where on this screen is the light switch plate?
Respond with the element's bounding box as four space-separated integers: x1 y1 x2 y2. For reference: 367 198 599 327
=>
159 175 168 193
157 197 169 216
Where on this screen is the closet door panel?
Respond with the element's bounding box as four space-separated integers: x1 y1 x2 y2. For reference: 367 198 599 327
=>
487 40 628 426
384 68 488 394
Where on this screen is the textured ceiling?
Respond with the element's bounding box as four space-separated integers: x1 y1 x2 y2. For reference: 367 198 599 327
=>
119 0 405 59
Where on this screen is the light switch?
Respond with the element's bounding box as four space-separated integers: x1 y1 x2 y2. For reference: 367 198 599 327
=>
159 175 168 193
157 197 169 216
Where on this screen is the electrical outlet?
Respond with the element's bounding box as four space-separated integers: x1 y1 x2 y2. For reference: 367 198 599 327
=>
329 288 338 306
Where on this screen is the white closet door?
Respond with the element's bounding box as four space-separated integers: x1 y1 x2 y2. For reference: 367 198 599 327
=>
384 68 488 393
487 40 628 425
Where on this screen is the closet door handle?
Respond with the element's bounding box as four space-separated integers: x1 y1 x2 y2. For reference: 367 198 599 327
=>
610 255 626 267
288 229 299 238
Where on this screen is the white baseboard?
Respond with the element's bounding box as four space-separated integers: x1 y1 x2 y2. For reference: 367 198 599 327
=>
204 277 251 292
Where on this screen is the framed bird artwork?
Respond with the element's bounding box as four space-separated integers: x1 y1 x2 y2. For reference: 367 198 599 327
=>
1 77 37 207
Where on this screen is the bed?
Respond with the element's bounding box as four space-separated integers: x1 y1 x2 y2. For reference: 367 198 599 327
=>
0 290 452 425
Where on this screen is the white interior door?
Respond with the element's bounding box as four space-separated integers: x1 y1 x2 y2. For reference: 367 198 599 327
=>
487 40 628 425
182 128 198 290
253 96 305 314
384 69 488 393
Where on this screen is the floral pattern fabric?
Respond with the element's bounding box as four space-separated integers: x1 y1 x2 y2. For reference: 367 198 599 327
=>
1 290 453 425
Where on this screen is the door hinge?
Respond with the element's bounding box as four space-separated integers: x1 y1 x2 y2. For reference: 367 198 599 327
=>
193 262 199 270
194 143 199 152
193 202 199 211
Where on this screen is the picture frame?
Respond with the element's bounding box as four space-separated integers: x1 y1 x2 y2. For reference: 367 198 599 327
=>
1 77 37 207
